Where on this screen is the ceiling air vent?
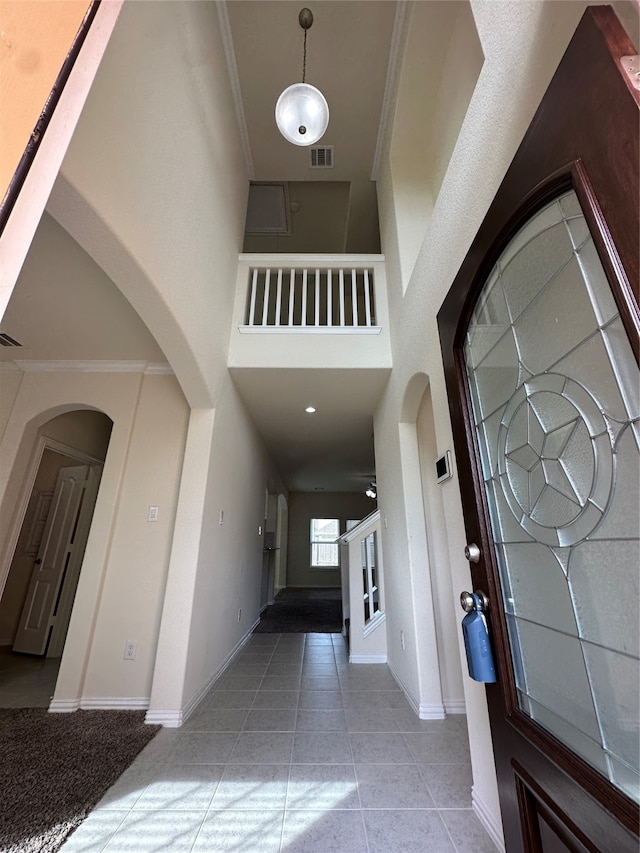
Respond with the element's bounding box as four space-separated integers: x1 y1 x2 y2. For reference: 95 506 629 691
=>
0 332 22 347
310 146 334 169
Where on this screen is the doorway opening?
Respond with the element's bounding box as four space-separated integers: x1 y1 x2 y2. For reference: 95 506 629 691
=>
0 409 112 707
255 490 374 634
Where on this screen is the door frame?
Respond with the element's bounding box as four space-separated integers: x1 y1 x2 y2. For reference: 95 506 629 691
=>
0 436 103 603
438 6 639 848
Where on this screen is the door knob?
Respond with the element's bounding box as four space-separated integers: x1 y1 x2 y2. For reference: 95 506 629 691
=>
34 558 42 565
460 589 489 612
464 543 481 563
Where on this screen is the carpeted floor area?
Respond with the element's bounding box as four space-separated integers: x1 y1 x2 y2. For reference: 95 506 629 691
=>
0 709 160 853
254 587 343 633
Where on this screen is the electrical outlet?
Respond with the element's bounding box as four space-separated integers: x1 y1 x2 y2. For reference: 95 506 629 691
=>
237 609 242 622
124 640 137 660
400 630 405 651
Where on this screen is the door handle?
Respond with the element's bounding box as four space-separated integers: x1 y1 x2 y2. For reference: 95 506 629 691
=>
460 589 489 612
460 590 496 682
464 543 481 563
34 559 42 565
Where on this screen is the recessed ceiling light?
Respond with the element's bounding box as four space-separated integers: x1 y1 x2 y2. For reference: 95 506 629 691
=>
305 406 316 413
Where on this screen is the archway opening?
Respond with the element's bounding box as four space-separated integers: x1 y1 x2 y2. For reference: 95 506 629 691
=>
0 408 112 707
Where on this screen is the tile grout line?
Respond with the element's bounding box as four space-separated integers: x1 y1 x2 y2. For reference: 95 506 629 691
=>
65 631 482 852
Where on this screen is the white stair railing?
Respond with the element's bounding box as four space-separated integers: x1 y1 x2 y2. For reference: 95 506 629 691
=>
244 265 377 330
339 509 387 663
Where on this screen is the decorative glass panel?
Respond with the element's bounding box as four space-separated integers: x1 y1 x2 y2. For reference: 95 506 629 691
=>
464 190 640 803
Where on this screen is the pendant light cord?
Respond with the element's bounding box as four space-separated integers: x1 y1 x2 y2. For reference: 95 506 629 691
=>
302 27 307 83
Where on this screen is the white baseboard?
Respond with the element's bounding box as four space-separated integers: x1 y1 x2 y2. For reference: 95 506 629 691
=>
80 697 149 710
444 699 467 715
349 653 387 663
418 703 446 720
472 786 505 852
387 661 446 720
146 709 182 727
49 697 149 712
48 699 80 713
145 618 261 728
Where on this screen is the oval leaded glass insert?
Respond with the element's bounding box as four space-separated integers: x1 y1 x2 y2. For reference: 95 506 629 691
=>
463 190 639 802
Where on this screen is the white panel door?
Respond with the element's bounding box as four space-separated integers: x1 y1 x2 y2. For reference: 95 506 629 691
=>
13 465 88 655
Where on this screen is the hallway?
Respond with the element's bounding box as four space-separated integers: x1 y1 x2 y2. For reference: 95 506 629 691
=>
60 633 496 852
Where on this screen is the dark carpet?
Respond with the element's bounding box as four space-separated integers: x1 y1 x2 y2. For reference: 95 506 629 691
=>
0 709 160 853
254 587 343 633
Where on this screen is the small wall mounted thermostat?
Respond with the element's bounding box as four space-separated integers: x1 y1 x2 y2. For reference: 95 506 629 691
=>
435 450 453 483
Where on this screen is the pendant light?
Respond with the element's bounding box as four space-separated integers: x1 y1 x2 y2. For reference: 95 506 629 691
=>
275 8 329 146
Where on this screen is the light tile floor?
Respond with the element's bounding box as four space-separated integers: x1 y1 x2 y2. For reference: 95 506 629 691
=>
61 633 497 852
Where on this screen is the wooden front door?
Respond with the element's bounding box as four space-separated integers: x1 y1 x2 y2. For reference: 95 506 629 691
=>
438 7 638 851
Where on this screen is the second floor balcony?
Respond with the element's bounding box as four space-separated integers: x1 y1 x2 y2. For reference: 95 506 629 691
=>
228 254 392 370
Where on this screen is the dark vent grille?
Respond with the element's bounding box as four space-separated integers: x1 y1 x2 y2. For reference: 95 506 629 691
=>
0 333 22 347
310 146 334 169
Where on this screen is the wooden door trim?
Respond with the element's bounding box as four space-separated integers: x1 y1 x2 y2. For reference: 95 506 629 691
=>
0 1 101 236
513 762 597 853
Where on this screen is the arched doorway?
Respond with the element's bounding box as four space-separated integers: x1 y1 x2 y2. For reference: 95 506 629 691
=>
0 408 112 706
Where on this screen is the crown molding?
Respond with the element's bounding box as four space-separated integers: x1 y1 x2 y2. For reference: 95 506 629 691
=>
10 360 173 374
217 1 255 180
144 362 175 375
372 0 410 181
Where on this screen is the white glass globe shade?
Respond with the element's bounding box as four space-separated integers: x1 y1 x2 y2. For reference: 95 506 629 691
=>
275 83 329 146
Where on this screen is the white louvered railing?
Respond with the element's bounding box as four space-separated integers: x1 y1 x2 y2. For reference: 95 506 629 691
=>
241 265 380 332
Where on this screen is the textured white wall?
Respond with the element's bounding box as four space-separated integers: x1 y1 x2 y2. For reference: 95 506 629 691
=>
83 374 189 702
416 383 465 711
41 0 283 717
147 375 287 720
0 369 188 707
50 0 249 407
181 376 287 709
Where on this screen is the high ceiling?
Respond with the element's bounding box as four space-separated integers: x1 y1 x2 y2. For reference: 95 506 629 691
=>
224 0 398 493
224 1 398 182
1 0 401 494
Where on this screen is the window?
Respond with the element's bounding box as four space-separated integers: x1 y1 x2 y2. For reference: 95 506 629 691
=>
310 518 340 567
361 530 381 624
